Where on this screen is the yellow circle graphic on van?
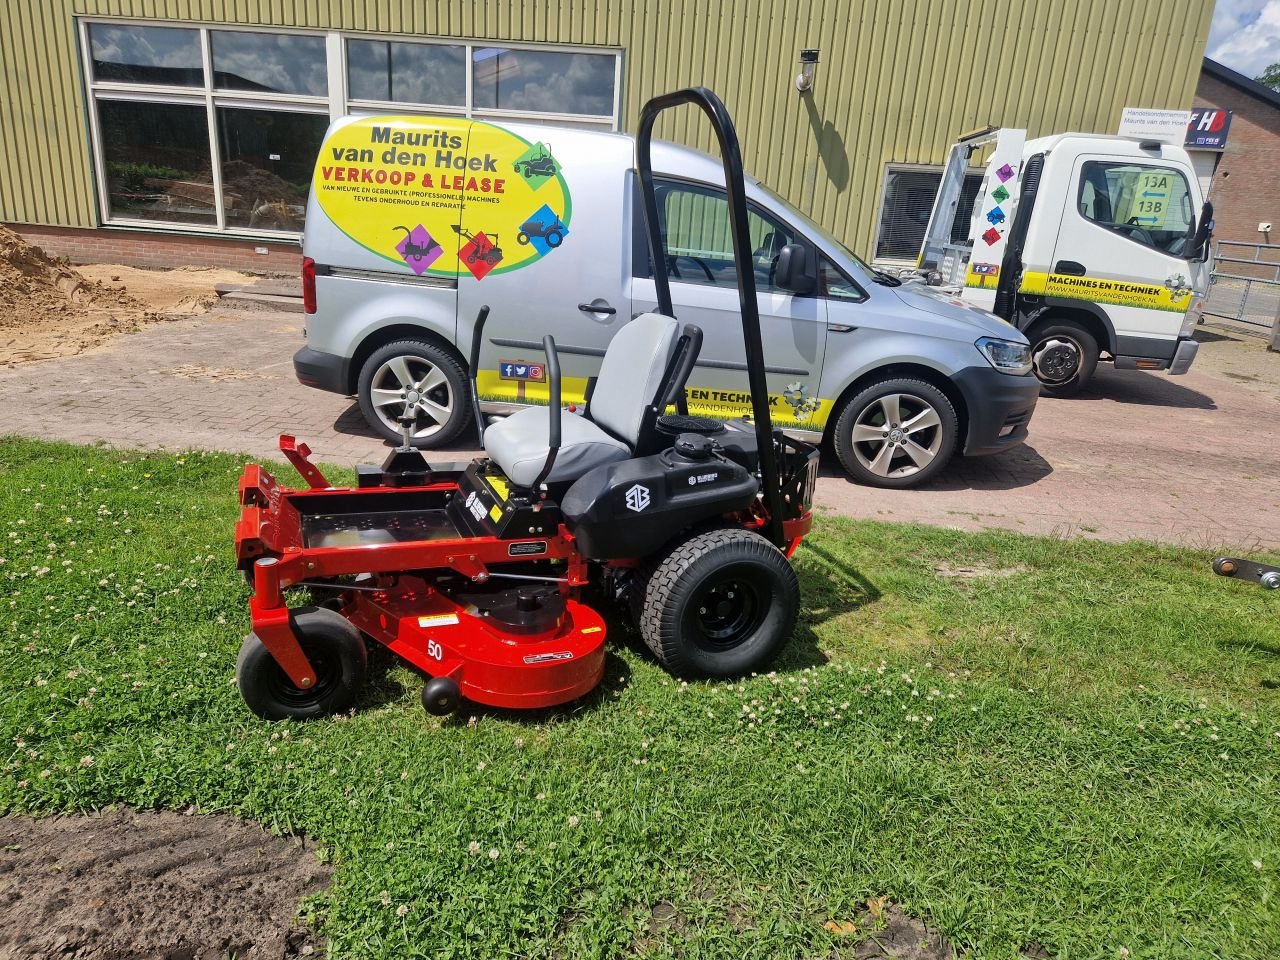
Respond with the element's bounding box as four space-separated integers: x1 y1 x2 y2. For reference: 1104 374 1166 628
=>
313 116 572 280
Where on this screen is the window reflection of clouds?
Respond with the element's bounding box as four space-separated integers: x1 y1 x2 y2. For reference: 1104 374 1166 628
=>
211 31 327 96
472 49 614 116
347 40 466 105
89 24 202 82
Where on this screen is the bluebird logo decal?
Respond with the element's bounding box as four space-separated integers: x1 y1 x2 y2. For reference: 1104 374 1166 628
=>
624 484 651 513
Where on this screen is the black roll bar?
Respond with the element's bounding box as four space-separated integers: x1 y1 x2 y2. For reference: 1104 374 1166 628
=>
636 87 784 546
530 334 562 492
468 305 491 444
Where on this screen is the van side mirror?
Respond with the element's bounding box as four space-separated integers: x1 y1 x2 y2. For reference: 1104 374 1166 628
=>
774 242 817 295
1192 201 1214 262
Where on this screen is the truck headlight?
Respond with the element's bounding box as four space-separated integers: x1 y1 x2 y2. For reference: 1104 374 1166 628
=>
976 337 1032 376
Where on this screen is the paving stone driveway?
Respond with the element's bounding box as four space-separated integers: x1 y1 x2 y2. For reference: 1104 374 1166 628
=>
2 306 1278 551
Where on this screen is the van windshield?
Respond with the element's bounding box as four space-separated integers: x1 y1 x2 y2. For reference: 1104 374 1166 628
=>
753 181 876 280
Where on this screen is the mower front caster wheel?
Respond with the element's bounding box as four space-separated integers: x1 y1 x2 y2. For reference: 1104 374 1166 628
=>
633 528 800 678
421 676 461 716
236 606 368 721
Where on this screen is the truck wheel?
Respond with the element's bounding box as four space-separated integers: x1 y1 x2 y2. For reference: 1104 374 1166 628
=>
832 377 958 488
236 607 367 721
632 528 799 678
357 339 471 448
1028 320 1098 397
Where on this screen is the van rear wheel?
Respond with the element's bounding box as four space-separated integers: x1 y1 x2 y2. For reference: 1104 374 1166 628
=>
357 339 471 448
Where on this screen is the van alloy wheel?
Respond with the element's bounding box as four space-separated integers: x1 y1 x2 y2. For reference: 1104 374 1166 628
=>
850 392 944 479
368 355 455 440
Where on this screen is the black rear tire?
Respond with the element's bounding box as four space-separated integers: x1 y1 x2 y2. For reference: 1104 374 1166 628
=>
1028 319 1098 397
632 529 798 678
236 607 367 721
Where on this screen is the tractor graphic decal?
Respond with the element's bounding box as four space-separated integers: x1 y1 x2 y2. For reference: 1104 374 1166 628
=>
516 204 570 256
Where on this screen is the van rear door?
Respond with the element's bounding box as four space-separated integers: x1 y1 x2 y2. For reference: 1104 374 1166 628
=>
1041 155 1198 359
455 122 632 411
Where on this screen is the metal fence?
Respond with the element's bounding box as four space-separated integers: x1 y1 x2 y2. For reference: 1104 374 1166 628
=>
1205 240 1280 336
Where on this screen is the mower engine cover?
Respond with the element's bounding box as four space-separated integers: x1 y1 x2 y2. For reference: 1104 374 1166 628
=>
561 434 757 559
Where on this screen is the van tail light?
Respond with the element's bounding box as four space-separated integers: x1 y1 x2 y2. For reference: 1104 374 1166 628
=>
301 256 317 314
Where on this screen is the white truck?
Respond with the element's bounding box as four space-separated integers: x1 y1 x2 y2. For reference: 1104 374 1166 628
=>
916 127 1214 395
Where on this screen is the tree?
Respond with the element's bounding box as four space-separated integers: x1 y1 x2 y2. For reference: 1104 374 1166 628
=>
1257 63 1280 91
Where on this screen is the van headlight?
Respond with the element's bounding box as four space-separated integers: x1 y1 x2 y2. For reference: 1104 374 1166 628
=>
976 337 1032 376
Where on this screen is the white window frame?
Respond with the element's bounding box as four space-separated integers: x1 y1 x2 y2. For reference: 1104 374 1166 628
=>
871 162 985 268
78 18 623 241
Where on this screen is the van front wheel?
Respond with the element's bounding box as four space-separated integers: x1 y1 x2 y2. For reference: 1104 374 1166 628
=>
832 377 958 488
357 339 471 448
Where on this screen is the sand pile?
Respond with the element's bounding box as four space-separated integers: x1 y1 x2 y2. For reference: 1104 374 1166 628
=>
0 225 255 364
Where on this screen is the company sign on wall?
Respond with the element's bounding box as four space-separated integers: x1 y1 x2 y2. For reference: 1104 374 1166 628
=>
1117 106 1233 151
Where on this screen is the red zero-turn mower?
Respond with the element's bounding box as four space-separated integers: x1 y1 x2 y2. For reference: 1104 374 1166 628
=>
232 89 820 720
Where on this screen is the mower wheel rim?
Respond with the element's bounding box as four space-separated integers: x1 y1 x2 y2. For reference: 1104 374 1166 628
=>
265 643 339 707
686 566 768 651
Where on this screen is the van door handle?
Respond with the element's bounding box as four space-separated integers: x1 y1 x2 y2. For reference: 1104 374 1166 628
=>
1054 260 1087 276
578 299 617 316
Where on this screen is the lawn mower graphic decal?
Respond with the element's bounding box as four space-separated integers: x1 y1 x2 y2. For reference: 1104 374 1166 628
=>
513 142 558 185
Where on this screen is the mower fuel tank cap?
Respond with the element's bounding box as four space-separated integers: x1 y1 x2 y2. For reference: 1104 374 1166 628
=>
673 433 717 461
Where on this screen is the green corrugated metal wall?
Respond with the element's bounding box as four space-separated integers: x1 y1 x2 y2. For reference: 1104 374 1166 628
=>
0 0 1214 255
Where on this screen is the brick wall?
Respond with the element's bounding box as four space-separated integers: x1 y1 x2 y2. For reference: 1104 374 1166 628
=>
6 224 302 276
1194 72 1280 250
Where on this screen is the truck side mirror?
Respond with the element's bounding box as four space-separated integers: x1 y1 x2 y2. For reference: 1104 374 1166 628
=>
774 242 817 295
1193 201 1214 262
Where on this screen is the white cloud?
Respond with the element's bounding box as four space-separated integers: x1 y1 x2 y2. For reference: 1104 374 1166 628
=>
1208 0 1280 80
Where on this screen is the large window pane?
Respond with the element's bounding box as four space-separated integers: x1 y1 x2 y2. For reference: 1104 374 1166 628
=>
347 39 466 105
472 48 615 116
211 31 327 96
98 99 215 225
217 107 327 231
1079 161 1194 256
89 23 203 86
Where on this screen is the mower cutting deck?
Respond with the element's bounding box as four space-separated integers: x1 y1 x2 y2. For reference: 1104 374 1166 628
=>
233 88 820 720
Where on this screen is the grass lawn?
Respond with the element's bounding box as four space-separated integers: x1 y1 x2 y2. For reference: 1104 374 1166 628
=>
1 437 1277 959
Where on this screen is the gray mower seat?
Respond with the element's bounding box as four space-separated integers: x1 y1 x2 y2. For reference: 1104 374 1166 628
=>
483 313 681 487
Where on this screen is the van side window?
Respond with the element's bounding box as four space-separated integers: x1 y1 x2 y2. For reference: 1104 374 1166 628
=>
818 256 865 301
647 179 799 295
1076 161 1195 257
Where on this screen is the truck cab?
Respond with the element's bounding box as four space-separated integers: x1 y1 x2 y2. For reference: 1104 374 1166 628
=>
919 128 1213 395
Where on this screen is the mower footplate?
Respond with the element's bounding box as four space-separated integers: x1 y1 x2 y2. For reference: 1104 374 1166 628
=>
348 585 607 709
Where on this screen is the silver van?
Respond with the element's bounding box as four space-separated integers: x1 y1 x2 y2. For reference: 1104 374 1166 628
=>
295 114 1040 488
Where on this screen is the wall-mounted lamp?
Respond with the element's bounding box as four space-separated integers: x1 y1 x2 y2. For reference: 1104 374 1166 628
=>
795 49 820 93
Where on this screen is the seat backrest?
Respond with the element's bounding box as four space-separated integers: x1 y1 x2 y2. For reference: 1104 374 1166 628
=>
590 313 679 447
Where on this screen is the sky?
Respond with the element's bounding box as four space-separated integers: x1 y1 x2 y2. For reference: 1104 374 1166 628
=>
1208 0 1280 79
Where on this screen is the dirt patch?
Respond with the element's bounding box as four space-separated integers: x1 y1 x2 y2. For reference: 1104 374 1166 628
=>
78 264 254 316
934 561 1027 580
0 226 255 365
0 807 330 959
828 901 955 960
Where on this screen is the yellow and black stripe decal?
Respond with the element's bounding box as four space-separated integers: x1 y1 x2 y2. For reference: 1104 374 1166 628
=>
1019 271 1191 313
